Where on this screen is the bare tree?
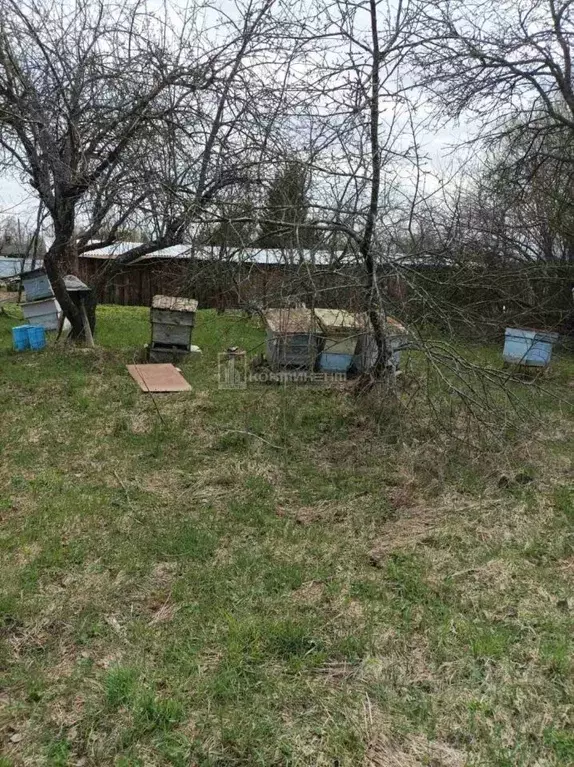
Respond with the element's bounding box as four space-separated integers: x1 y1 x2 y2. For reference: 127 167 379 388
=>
278 0 426 382
378 1 574 336
411 1 574 267
420 1 574 150
0 0 288 338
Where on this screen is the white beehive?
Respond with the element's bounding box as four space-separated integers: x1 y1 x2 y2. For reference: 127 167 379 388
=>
21 297 61 331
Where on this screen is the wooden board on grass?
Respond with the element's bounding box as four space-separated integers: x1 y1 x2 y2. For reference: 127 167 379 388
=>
127 363 191 392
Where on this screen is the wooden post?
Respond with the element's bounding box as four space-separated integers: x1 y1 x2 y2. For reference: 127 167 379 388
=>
55 310 66 342
80 298 95 347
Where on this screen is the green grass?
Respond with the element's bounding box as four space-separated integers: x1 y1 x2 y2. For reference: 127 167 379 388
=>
0 301 574 765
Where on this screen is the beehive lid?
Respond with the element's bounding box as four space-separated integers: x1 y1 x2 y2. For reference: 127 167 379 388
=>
21 267 48 280
264 308 315 334
354 313 408 336
314 308 363 333
63 274 90 293
152 295 198 313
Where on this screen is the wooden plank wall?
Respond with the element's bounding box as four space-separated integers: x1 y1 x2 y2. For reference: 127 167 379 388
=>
77 258 369 311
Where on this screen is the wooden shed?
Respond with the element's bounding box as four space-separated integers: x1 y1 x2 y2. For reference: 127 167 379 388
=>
264 308 319 369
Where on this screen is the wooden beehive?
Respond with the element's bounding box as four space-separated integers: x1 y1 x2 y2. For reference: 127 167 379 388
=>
149 295 198 363
21 268 54 302
264 308 319 369
353 315 408 373
19 267 59 330
21 297 60 330
314 308 363 374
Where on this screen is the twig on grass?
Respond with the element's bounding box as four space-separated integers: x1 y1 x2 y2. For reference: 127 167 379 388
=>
220 428 285 450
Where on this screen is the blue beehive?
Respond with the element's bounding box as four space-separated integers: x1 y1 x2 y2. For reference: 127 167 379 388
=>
12 325 32 351
503 328 559 367
314 309 361 374
21 268 53 302
319 352 353 373
27 325 47 351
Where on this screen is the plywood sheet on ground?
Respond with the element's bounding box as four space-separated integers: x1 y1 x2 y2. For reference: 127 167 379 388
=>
127 364 191 392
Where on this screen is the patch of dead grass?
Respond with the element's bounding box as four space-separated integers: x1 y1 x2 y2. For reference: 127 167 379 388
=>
358 640 436 690
151 561 179 583
7 541 42 568
559 556 574 579
365 734 466 767
361 700 466 767
368 504 446 566
290 500 340 526
290 579 325 605
139 468 188 499
276 497 369 527
148 600 179 626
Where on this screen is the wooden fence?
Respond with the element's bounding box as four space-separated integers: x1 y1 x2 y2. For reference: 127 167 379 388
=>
78 256 574 336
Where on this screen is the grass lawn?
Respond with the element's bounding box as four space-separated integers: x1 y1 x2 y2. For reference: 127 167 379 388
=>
1 303 574 766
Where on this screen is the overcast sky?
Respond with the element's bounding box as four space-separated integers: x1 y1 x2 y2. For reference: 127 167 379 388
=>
0 172 36 223
0 0 477 232
0 123 474 232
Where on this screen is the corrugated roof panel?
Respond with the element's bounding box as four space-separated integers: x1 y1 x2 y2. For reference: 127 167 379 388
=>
80 244 346 266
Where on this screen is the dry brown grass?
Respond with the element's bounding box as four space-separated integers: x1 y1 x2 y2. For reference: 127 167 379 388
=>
365 734 466 767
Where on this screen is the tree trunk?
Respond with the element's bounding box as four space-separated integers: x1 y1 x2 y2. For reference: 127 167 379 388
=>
44 228 96 342
360 0 391 383
45 201 96 342
44 247 84 338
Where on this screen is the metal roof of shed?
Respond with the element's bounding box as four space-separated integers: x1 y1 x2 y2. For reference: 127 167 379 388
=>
79 243 344 267
77 241 445 268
